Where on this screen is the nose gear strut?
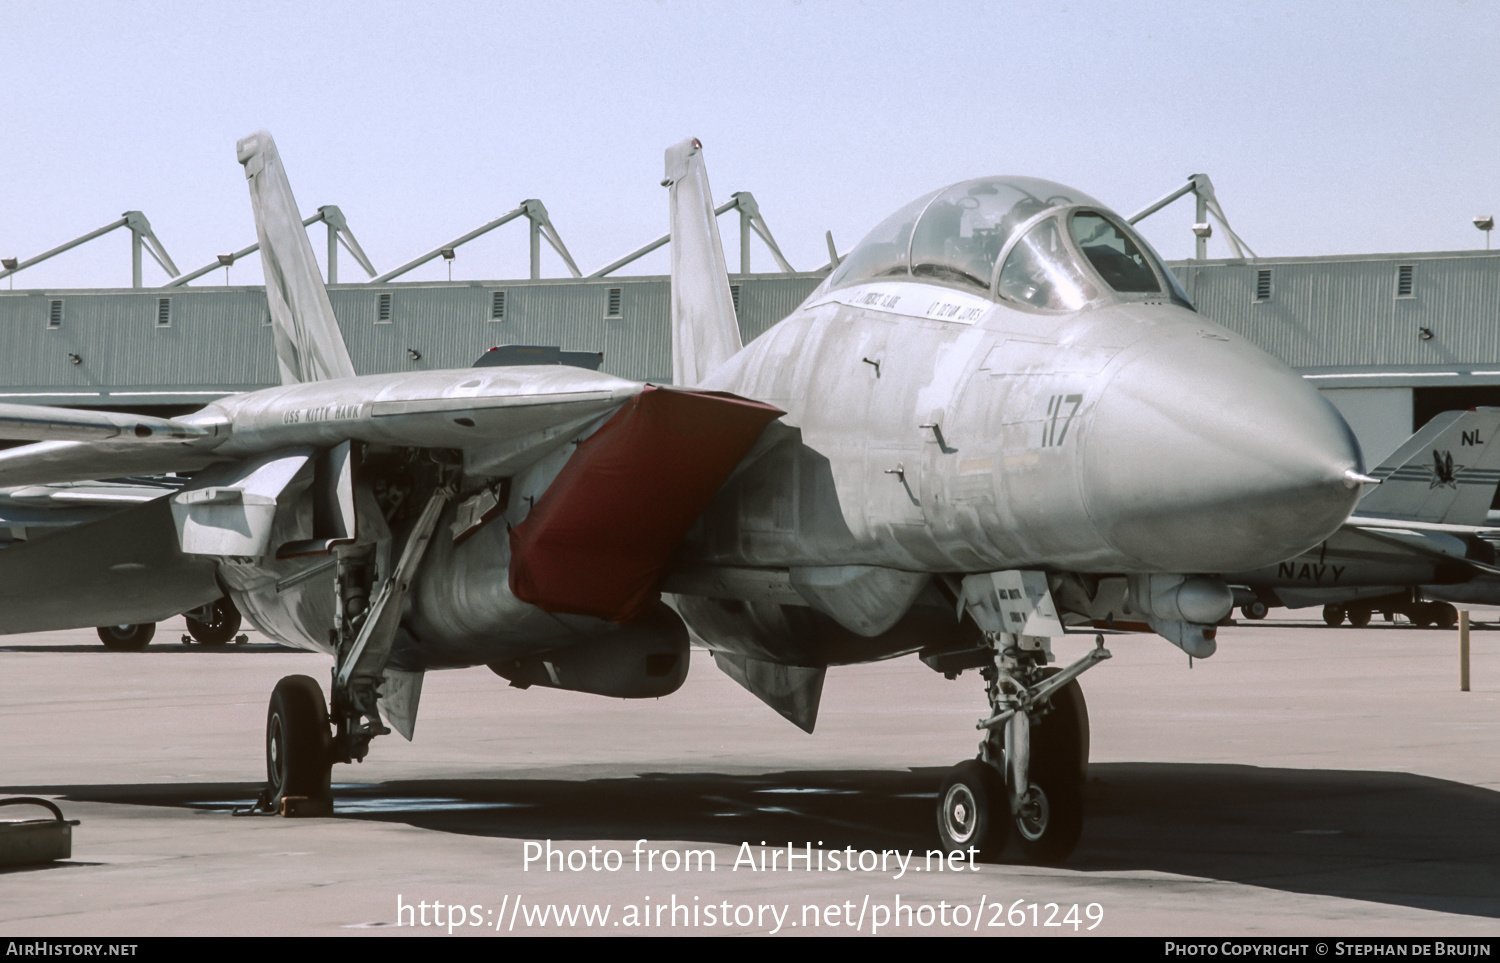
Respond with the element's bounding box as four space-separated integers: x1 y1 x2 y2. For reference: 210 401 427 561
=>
936 632 1110 863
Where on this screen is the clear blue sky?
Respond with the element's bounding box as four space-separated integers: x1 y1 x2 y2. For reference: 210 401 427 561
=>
2 0 1497 289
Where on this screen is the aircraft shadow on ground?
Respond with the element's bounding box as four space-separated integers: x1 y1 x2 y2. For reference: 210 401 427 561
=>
19 763 1500 919
0 643 293 654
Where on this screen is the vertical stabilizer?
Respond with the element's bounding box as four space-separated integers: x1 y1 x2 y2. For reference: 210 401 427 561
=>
237 130 357 385
665 138 741 387
1357 408 1500 525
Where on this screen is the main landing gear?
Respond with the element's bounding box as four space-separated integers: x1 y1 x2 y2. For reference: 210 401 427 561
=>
96 623 155 651
1322 600 1458 629
265 675 334 817
183 597 244 645
936 634 1110 864
253 483 453 817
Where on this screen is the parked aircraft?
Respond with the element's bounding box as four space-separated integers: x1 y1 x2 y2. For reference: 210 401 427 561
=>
0 132 1366 862
0 478 244 647
1229 409 1500 627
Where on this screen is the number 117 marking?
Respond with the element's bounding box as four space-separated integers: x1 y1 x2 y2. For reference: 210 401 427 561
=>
1043 394 1083 447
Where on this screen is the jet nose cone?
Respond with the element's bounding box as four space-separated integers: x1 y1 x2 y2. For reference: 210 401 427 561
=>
1081 330 1362 572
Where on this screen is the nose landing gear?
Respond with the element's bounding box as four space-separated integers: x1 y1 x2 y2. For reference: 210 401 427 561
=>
936 760 1008 860
936 634 1109 864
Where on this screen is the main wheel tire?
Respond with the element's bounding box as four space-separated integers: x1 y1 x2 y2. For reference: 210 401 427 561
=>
936 760 1008 862
1347 608 1372 628
1409 604 1434 628
1322 605 1345 627
1434 603 1460 630
1013 671 1088 865
266 675 333 817
185 597 242 645
1241 600 1269 620
97 623 155 651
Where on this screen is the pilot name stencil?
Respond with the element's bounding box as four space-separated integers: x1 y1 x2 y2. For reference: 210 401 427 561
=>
856 291 900 309
925 301 985 322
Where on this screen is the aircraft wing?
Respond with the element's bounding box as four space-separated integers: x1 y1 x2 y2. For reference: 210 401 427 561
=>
207 366 643 470
0 399 228 486
1345 515 1500 537
0 368 647 489
0 402 211 443
1350 524 1500 577
0 439 230 489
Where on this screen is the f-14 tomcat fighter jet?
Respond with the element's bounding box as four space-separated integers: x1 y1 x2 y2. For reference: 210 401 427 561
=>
0 132 1366 862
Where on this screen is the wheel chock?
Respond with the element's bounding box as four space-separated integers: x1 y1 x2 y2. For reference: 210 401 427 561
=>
279 795 332 818
0 798 79 867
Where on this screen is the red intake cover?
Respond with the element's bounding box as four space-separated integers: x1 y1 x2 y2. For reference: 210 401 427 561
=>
509 385 783 623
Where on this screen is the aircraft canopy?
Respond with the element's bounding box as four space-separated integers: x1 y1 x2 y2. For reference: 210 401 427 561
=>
828 175 1190 310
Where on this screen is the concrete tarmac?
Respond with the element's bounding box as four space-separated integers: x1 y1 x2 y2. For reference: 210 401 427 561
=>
1 613 1498 937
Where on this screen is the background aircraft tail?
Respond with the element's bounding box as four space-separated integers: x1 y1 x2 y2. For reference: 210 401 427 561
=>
665 138 741 387
1357 408 1500 525
237 130 357 385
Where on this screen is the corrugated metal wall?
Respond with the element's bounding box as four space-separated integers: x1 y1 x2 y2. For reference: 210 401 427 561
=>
5 252 1500 404
1170 252 1500 371
0 275 825 401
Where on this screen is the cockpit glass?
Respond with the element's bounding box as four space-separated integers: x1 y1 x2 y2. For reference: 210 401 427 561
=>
826 190 939 290
1136 234 1196 309
828 177 1104 294
908 182 1043 294
1069 212 1161 294
996 217 1098 311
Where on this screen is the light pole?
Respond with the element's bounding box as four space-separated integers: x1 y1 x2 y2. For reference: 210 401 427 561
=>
1475 215 1494 250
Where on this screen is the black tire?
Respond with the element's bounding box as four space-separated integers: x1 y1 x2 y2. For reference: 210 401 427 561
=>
185 597 242 645
1241 600 1268 620
1013 672 1088 865
936 760 1008 862
1409 604 1434 628
97 623 155 651
1322 605 1345 627
266 675 333 817
1434 603 1459 630
1346 608 1372 628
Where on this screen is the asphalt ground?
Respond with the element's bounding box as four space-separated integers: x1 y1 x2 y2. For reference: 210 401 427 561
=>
1 611 1498 937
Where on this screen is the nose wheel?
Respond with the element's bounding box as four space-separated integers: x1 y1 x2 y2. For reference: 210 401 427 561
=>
936 760 1008 860
936 635 1102 864
1010 670 1087 863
